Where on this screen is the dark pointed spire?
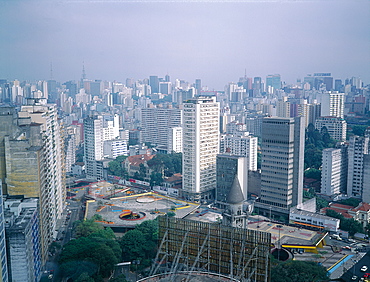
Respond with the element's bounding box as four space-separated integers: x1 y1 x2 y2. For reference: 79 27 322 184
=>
226 175 245 205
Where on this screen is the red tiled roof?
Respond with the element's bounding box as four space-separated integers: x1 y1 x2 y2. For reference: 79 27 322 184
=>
351 202 370 212
321 207 353 219
127 154 154 167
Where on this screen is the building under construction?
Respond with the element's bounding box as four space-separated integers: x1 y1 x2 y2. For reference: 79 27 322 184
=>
150 216 271 282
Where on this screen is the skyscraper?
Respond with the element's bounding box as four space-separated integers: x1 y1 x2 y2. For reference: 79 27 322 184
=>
0 100 65 265
149 76 159 94
258 117 305 216
347 135 369 198
182 96 219 202
320 91 345 118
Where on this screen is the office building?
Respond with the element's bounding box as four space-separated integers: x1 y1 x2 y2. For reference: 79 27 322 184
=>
266 74 281 93
315 116 347 141
258 117 305 215
149 76 159 94
182 96 219 202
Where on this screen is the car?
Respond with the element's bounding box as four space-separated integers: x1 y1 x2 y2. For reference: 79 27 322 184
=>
364 273 370 278
352 275 358 280
361 265 368 272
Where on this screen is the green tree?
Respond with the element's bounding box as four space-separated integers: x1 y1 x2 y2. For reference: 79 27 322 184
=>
340 218 363 236
271 260 329 282
351 125 368 136
316 197 329 211
75 272 95 282
338 198 361 207
304 168 321 180
150 172 163 186
75 218 104 238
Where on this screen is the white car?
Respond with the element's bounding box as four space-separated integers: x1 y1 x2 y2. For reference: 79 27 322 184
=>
361 265 368 271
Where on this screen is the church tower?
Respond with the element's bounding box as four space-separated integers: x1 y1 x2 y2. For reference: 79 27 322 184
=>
222 175 248 228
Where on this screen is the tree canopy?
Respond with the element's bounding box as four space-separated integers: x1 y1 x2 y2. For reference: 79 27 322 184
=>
108 155 128 179
271 260 329 282
147 153 182 177
59 219 121 280
325 209 363 236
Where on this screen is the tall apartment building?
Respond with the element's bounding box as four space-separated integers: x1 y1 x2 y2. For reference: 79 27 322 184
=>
168 127 182 153
315 116 347 141
347 135 369 198
321 148 346 195
4 197 41 282
0 100 64 265
216 154 248 210
320 92 345 118
276 97 290 118
182 96 219 202
140 107 182 149
84 115 104 180
220 133 258 171
258 117 305 215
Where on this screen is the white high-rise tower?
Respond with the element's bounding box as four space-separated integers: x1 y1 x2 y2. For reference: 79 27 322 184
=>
182 96 219 202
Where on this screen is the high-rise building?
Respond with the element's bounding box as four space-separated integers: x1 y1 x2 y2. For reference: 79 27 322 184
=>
84 115 104 180
321 148 345 196
320 91 345 118
4 197 41 282
216 154 248 209
149 76 159 94
0 185 8 282
258 117 305 215
220 133 258 171
315 116 347 141
168 127 182 153
141 107 182 149
182 96 219 202
0 100 65 265
266 74 281 93
347 135 369 198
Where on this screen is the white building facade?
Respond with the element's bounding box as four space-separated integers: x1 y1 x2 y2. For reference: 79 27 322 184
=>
315 116 347 141
182 96 219 202
321 148 343 195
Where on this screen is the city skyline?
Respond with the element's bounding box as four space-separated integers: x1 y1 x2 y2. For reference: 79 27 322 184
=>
1 0 369 89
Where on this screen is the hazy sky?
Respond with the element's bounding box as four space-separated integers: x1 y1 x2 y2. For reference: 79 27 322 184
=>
0 0 369 90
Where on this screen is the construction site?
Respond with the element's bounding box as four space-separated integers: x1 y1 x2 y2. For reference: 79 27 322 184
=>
148 216 271 282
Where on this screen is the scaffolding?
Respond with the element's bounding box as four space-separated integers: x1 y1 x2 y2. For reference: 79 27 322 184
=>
150 217 271 282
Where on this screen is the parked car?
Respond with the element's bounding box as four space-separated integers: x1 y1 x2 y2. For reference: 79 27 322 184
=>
361 265 368 272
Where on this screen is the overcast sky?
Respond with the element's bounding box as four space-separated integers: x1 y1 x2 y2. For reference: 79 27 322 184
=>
0 0 369 90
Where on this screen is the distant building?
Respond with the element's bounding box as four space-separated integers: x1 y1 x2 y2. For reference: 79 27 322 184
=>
320 91 344 118
315 116 347 141
103 139 128 159
168 127 182 153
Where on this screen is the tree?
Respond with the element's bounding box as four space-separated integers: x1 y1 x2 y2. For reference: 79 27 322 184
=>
271 260 329 282
304 169 321 181
340 218 363 236
75 218 104 238
338 198 361 207
150 172 163 186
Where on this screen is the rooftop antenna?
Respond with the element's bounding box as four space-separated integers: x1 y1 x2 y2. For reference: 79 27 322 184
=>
82 61 86 80
244 68 247 78
50 62 54 80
